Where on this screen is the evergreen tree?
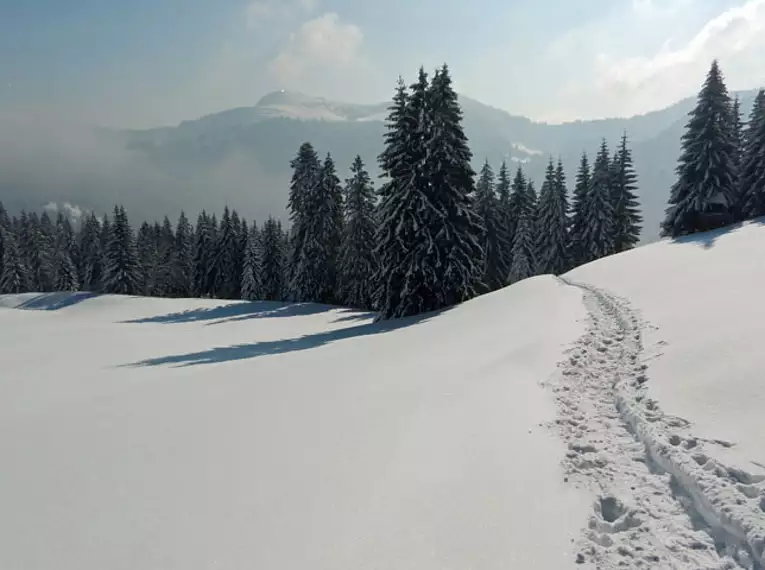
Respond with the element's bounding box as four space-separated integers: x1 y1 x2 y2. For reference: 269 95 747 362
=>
508 200 535 284
173 211 194 297
508 166 528 247
662 60 738 237
536 157 570 275
193 212 216 297
151 216 175 297
738 89 765 219
136 221 158 295
287 143 322 300
0 202 9 279
78 213 103 291
339 155 378 308
0 227 27 294
581 140 615 262
475 160 510 290
495 161 513 279
21 212 54 292
261 217 286 301
569 152 591 268
732 94 744 196
240 225 262 300
611 133 643 252
292 153 345 303
53 248 79 291
211 206 240 299
103 206 141 295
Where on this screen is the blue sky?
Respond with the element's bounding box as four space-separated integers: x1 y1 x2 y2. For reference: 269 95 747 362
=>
2 0 764 127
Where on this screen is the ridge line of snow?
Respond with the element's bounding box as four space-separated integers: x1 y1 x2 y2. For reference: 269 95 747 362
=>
557 276 765 568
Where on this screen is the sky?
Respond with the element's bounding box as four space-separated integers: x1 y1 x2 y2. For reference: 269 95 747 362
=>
1 0 764 127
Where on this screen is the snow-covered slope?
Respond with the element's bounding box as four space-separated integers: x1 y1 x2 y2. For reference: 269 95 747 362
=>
0 277 590 570
2 222 765 569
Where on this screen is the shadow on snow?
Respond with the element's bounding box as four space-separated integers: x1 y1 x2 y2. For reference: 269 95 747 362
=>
123 312 432 368
121 301 335 325
670 217 765 250
14 292 99 311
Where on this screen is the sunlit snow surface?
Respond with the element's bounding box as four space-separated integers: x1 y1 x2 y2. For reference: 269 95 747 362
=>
0 277 589 569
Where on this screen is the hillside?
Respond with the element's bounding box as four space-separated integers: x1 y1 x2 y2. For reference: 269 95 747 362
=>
1 89 760 240
1 222 764 569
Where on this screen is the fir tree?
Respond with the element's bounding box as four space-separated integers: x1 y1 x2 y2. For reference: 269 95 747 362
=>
495 161 513 279
212 206 240 299
173 211 194 297
193 211 216 297
475 160 510 290
287 142 322 300
662 60 738 237
21 212 54 292
339 155 378 309
508 166 528 247
240 225 262 300
78 213 104 291
508 200 535 284
536 157 570 275
0 202 9 280
0 227 27 293
292 153 344 304
610 133 643 252
103 206 141 295
151 216 175 297
738 89 765 219
261 217 286 301
581 140 615 262
53 249 79 291
569 152 591 268
137 221 158 295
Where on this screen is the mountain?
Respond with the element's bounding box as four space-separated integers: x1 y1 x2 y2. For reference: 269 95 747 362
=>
2 220 764 568
1 88 759 239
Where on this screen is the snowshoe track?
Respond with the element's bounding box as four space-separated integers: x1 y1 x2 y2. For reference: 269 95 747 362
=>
549 276 765 569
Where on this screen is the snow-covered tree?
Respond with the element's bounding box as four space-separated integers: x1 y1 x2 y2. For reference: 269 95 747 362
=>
173 211 194 297
738 89 765 219
136 221 158 295
78 213 103 291
495 161 514 279
662 60 738 237
22 212 54 292
569 152 591 269
610 133 643 253
287 142 322 300
580 140 615 262
0 227 27 293
240 224 262 300
211 206 241 299
53 248 79 292
475 160 510 290
339 155 377 309
0 202 9 280
103 206 141 295
508 199 535 284
291 152 344 304
261 217 285 301
536 157 570 275
508 166 528 247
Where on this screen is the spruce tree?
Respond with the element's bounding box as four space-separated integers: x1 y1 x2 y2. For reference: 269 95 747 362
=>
662 60 737 237
151 216 175 297
22 212 54 292
78 213 103 291
508 166 528 247
193 212 215 297
569 152 591 268
287 142 322 300
292 153 344 304
211 206 240 299
611 133 643 252
103 206 141 295
508 200 535 284
536 157 570 275
339 155 378 309
580 140 615 262
261 217 286 301
240 224 262 300
0 202 9 280
738 89 765 219
173 211 194 297
475 160 510 290
53 248 79 291
0 227 27 294
495 161 513 279
137 221 158 295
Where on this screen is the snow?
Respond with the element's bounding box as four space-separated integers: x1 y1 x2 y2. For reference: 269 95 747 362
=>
3 221 765 569
0 277 590 569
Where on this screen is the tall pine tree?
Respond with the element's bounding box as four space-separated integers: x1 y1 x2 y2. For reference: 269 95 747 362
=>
0 226 27 294
240 224 262 301
580 140 615 262
738 89 765 218
569 152 591 269
173 211 194 297
475 160 511 290
662 60 737 237
103 206 141 295
495 161 514 279
261 217 286 301
536 157 570 275
611 133 643 252
339 155 378 309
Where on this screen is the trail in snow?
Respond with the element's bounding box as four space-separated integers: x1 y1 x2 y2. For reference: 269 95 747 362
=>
549 277 765 570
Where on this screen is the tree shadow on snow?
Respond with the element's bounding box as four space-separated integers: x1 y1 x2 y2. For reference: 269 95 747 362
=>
121 301 333 325
123 313 432 368
15 292 99 311
670 222 744 250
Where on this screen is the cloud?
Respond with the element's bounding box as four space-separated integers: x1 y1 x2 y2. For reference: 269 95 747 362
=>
245 0 317 28
547 0 765 120
267 13 372 98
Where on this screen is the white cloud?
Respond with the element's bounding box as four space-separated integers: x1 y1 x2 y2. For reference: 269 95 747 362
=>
545 0 765 120
245 0 317 28
267 13 369 96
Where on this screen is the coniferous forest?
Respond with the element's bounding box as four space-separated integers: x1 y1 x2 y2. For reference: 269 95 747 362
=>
2 61 760 319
